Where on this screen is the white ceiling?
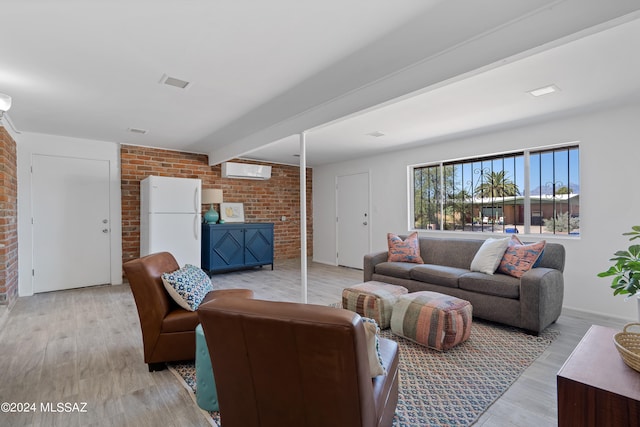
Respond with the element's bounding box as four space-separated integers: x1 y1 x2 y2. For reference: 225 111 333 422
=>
2 1 640 167
246 15 640 165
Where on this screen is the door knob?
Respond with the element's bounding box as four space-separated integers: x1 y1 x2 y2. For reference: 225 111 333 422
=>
102 229 109 233
363 221 368 225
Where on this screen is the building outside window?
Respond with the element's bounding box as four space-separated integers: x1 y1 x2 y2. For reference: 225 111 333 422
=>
412 145 579 235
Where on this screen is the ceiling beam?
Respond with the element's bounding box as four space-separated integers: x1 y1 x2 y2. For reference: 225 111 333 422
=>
202 0 640 165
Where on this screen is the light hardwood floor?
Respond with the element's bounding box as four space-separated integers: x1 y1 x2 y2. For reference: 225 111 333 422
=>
0 260 628 426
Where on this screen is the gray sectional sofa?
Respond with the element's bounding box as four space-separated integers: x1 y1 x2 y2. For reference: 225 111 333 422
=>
364 236 565 334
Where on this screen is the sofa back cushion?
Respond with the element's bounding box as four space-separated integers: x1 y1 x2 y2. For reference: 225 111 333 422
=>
531 242 565 272
418 238 484 269
399 236 565 272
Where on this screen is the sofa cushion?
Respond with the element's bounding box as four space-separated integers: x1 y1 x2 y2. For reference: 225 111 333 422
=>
374 262 415 279
498 237 546 278
387 232 424 263
459 272 520 299
420 238 483 269
161 307 200 333
409 264 467 288
470 237 511 275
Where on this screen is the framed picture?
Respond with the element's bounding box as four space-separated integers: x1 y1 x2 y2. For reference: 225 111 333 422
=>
220 202 245 223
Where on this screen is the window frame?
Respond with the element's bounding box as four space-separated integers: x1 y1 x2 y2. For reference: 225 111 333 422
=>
408 143 580 237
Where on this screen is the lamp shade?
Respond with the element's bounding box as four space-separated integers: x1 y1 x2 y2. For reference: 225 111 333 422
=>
0 93 11 113
202 189 223 204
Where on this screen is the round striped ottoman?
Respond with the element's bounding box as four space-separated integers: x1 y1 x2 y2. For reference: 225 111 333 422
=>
342 281 408 329
391 291 472 351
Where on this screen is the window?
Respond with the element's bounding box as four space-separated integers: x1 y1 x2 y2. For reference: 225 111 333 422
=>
412 145 579 235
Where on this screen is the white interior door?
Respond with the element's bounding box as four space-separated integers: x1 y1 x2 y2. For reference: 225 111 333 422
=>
32 154 111 293
337 172 370 269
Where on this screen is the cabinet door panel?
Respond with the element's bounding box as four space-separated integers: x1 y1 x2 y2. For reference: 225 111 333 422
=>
211 228 245 269
245 227 274 265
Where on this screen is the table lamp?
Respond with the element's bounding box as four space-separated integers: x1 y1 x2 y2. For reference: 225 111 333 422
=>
202 189 223 224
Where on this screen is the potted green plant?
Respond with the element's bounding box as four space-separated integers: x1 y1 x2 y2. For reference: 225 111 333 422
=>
598 226 640 298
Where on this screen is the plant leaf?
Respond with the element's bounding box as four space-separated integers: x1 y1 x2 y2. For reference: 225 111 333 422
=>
624 227 640 240
629 245 640 258
598 266 619 277
600 227 640 296
613 250 632 258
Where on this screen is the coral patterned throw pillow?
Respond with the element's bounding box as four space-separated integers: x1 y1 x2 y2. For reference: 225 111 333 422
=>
498 235 546 278
387 232 424 264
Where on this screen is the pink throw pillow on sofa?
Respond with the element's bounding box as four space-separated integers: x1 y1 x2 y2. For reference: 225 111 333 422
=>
387 232 424 264
498 235 546 278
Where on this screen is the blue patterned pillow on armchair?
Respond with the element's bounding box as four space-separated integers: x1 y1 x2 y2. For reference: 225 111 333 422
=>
161 264 213 311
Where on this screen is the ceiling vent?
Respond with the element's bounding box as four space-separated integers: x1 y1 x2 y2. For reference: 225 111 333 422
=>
159 74 191 89
127 127 148 135
222 162 272 180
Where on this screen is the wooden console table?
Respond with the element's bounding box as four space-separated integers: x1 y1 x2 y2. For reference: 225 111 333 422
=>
557 324 640 426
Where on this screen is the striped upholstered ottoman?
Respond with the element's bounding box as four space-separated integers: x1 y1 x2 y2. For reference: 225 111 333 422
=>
391 291 472 351
342 281 408 329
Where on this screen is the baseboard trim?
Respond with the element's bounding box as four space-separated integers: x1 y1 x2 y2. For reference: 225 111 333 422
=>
561 305 635 324
311 258 337 266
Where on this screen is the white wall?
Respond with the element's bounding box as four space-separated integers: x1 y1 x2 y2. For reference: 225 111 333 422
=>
16 132 123 296
313 101 640 320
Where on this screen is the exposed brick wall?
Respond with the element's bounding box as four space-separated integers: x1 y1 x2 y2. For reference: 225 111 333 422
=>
0 127 18 308
121 145 312 265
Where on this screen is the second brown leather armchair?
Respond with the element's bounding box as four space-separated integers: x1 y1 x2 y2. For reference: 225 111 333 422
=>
198 297 399 427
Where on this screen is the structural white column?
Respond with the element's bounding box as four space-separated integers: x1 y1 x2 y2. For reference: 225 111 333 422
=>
523 150 531 234
300 132 308 303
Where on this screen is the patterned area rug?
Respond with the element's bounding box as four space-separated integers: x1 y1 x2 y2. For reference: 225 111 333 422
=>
169 319 558 427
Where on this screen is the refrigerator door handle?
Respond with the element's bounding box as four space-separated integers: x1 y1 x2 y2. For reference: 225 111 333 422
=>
194 187 199 213
194 215 199 240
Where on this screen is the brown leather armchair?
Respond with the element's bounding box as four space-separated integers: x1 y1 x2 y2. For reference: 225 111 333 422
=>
197 297 399 427
123 252 253 371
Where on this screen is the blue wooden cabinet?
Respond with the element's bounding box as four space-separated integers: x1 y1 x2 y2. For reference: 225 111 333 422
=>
201 223 274 273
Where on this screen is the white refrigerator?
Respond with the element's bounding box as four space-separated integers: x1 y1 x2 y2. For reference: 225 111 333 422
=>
140 176 202 267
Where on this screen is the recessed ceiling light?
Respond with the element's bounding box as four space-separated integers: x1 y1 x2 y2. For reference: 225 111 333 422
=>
127 127 148 135
366 131 386 138
159 73 191 89
528 84 560 97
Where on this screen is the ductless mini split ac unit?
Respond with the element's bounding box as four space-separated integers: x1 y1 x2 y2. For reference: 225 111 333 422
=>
221 162 272 180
